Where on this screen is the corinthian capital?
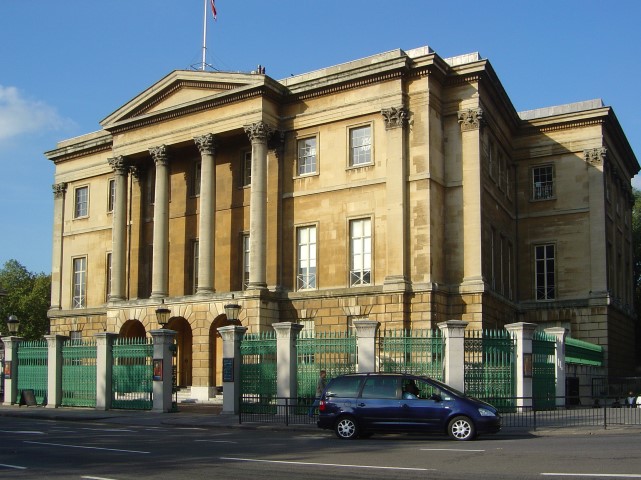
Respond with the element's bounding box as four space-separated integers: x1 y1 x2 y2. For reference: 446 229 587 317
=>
149 145 169 166
584 147 607 166
108 156 129 175
244 121 274 143
52 182 67 198
381 107 408 130
457 108 484 131
194 133 216 155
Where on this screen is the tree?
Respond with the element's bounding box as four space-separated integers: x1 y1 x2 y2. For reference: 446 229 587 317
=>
0 260 51 339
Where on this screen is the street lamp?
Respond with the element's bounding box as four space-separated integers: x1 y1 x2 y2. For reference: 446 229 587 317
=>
155 299 171 328
224 295 242 324
6 315 19 335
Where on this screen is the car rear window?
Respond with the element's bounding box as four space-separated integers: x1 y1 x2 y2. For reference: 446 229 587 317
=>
325 376 363 397
361 376 400 399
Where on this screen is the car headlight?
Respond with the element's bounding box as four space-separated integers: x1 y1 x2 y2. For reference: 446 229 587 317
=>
478 408 496 417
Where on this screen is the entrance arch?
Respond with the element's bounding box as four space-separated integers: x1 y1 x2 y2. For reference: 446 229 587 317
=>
119 319 146 338
167 317 193 387
209 315 237 389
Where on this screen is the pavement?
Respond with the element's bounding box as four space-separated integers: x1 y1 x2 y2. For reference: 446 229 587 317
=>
1 403 641 438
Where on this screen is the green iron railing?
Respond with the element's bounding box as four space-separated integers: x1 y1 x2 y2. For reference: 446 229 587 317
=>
296 330 357 398
378 328 444 380
240 331 277 406
565 337 604 366
533 330 557 409
16 340 48 405
464 329 516 409
112 337 153 410
61 339 97 407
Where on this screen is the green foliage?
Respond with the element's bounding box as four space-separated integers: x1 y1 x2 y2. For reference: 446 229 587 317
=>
0 259 51 340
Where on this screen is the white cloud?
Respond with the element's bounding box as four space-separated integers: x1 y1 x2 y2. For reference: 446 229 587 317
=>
0 85 72 143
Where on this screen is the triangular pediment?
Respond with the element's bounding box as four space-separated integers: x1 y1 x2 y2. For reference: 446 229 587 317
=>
100 70 265 128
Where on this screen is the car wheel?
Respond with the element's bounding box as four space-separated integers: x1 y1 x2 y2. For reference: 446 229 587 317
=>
447 416 476 441
335 416 359 440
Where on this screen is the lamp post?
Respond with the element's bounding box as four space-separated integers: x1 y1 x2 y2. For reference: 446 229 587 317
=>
6 315 19 335
155 299 171 328
224 295 242 324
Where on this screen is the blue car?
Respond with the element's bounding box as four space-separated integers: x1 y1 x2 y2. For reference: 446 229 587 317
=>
317 373 501 440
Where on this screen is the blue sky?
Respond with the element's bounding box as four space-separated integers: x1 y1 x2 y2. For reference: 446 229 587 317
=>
1 0 640 274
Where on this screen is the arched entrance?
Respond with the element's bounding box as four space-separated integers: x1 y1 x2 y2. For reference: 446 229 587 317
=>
167 317 192 387
209 315 237 389
119 319 146 338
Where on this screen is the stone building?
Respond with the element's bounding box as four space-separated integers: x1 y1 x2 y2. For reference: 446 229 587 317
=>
45 46 638 400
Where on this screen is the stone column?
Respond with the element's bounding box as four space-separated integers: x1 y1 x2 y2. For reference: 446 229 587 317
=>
457 108 484 286
544 327 568 407
505 322 537 408
585 148 608 297
151 329 177 413
44 334 68 408
381 107 410 291
244 121 273 289
95 332 118 410
218 325 247 414
438 320 468 392
150 145 170 298
108 156 129 301
50 183 67 309
273 322 304 404
353 319 379 373
194 134 217 295
1 336 22 405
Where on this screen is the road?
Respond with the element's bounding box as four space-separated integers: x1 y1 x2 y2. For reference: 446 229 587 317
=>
0 416 640 479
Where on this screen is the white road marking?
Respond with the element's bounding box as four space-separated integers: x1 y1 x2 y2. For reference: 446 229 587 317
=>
24 441 149 454
81 476 119 480
220 457 433 471
0 430 45 435
542 474 641 478
195 440 238 444
0 463 27 470
420 448 485 452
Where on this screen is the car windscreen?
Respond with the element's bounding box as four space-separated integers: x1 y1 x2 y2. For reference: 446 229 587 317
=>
324 376 363 397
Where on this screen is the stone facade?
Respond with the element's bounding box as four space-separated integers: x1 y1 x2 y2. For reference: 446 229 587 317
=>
45 46 639 393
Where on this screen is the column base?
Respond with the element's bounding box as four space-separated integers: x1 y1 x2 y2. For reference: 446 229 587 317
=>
383 275 411 292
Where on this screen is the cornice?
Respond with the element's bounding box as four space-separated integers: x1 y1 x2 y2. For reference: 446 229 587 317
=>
46 139 113 164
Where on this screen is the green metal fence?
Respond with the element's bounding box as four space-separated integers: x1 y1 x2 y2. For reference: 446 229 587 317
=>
16 340 48 405
112 337 153 410
61 339 97 407
240 331 277 399
378 328 444 380
565 337 604 366
296 330 357 398
532 330 557 409
464 329 515 409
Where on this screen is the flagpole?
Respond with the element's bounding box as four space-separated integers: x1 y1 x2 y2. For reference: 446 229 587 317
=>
201 0 208 70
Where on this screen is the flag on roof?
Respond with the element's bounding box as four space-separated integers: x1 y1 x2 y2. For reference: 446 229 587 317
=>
210 0 217 20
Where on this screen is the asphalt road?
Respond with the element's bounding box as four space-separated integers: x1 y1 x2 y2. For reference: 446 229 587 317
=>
1 416 640 479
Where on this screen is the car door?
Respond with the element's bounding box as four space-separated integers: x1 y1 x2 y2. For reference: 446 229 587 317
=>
400 377 452 431
355 375 402 430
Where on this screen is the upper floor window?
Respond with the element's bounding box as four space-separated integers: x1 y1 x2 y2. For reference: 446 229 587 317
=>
72 256 87 308
532 165 554 200
191 160 202 197
534 244 555 300
297 225 317 290
242 151 252 187
191 239 199 294
350 218 372 286
74 186 89 218
242 234 250 290
297 137 317 176
349 125 372 166
105 252 112 301
107 179 115 213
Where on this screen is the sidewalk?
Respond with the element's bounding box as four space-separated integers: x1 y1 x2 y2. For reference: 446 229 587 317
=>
1 403 641 437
